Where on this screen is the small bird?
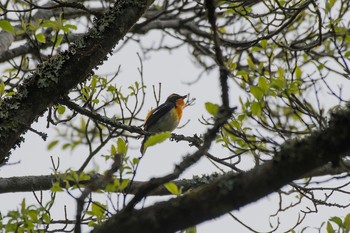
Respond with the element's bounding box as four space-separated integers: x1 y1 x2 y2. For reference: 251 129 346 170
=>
141 93 187 154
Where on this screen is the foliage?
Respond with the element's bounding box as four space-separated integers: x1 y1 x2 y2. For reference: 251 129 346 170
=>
326 214 350 233
1 199 51 233
0 0 350 232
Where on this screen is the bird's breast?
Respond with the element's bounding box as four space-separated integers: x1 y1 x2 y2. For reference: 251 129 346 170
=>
148 108 180 132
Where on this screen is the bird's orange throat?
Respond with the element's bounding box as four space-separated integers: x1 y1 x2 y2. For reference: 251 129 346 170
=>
176 98 185 107
176 98 186 120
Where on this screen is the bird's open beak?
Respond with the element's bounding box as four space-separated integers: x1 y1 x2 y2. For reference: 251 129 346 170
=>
181 95 187 99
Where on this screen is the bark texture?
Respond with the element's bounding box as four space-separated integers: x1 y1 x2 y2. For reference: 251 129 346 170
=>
0 0 153 163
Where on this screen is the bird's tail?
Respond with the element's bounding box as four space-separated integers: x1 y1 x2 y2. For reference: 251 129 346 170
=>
140 135 149 155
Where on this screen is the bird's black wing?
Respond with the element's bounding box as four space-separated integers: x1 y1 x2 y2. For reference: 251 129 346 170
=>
144 102 175 131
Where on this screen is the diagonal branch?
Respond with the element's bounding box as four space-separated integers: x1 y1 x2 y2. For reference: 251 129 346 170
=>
0 0 154 164
91 106 350 233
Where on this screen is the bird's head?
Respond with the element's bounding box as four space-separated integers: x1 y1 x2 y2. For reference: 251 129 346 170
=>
166 93 187 107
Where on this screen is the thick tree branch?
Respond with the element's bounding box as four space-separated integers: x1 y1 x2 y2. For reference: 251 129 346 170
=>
90 106 350 233
0 158 348 195
0 33 83 63
0 173 220 196
0 0 154 163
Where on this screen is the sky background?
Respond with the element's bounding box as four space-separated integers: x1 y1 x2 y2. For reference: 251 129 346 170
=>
1 12 350 233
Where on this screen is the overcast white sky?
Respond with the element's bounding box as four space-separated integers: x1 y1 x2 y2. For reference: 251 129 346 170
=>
1 9 350 233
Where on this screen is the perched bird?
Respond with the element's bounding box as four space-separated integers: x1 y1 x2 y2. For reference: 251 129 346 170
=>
140 93 187 154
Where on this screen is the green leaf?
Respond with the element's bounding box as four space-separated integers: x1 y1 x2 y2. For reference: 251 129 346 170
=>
143 132 172 151
42 20 57 29
67 170 79 182
8 210 20 219
57 105 65 114
79 174 90 182
92 98 99 104
21 198 26 213
0 82 5 95
330 216 343 227
231 120 240 129
326 222 335 233
117 138 128 155
260 39 268 49
325 0 336 14
91 202 105 217
344 213 350 231
247 57 255 70
295 66 302 79
251 101 261 116
80 117 86 129
42 213 51 224
62 143 71 150
205 102 219 116
288 81 301 94
317 63 325 70
185 226 197 233
227 59 237 70
111 144 117 155
120 179 129 191
81 87 89 101
107 85 116 92
277 67 285 79
50 182 63 192
237 114 246 121
62 24 77 33
54 34 64 46
0 20 14 34
250 86 264 100
47 140 59 150
20 19 27 31
236 70 248 76
35 33 46 43
28 210 38 221
132 157 139 165
271 77 285 90
258 77 269 93
164 182 180 195
91 76 97 89
6 91 16 96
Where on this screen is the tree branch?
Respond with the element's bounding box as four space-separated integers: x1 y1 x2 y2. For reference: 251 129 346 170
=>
90 106 350 233
205 0 230 109
0 158 348 195
0 173 220 196
59 99 202 146
0 0 154 163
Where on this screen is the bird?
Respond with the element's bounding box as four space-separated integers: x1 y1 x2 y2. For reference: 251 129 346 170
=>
140 93 187 154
